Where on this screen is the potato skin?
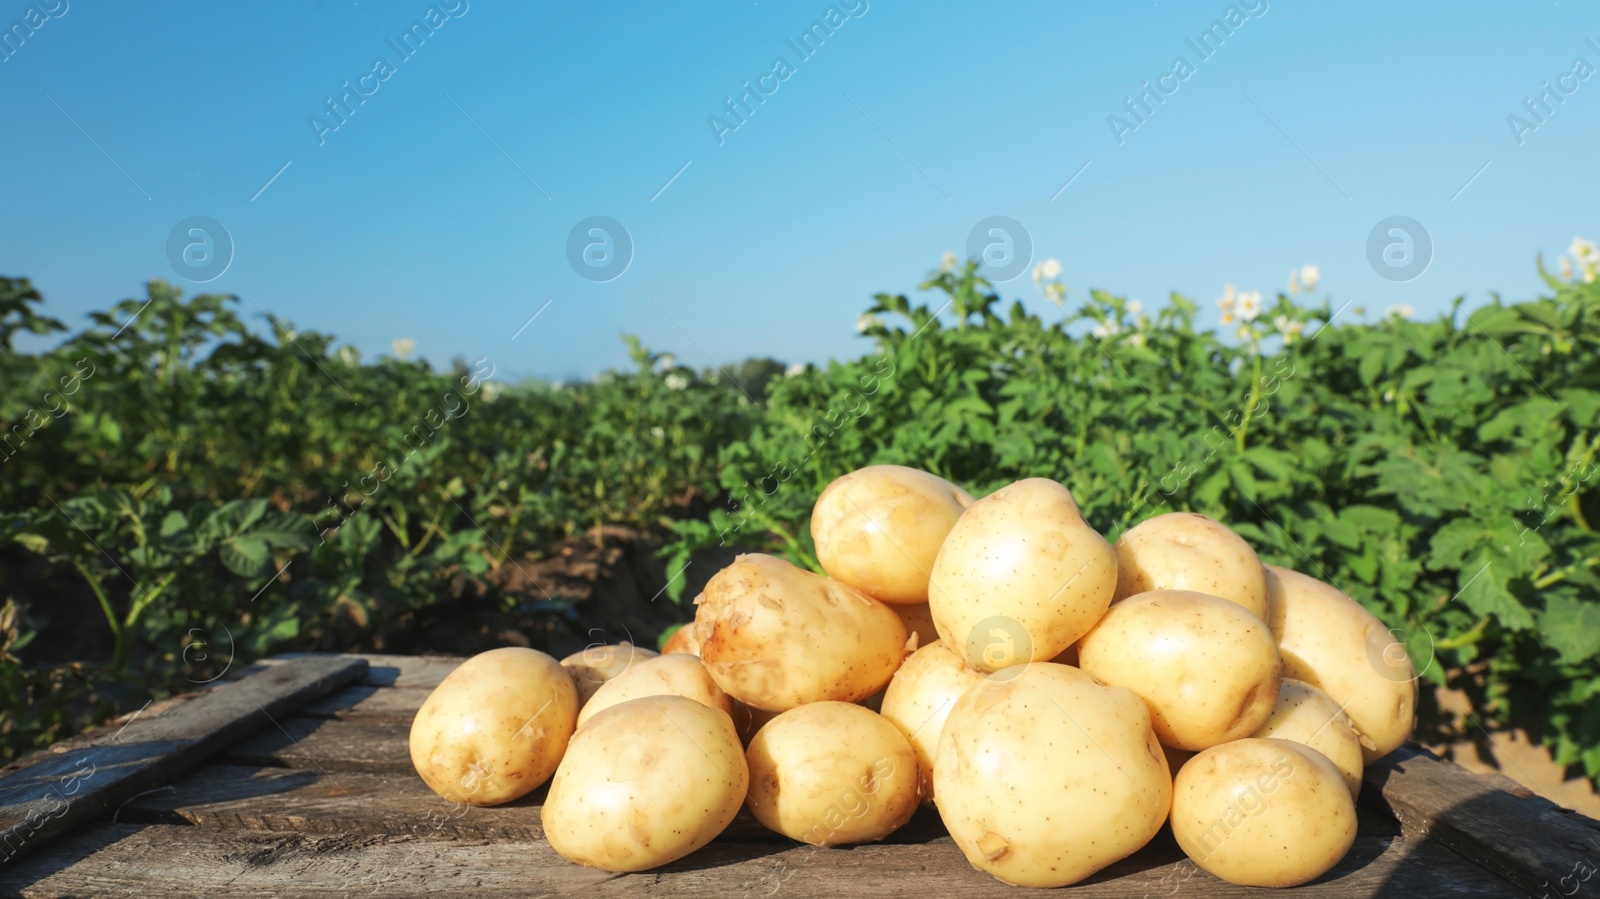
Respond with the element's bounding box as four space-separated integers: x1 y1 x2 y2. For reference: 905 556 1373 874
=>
542 696 748 872
928 478 1116 672
934 663 1171 888
745 702 921 845
408 647 578 806
811 465 975 605
660 624 700 656
879 641 988 802
1078 590 1282 751
561 643 659 707
1171 738 1357 887
1114 512 1268 620
576 653 732 728
1264 565 1417 764
1250 678 1364 799
695 554 910 712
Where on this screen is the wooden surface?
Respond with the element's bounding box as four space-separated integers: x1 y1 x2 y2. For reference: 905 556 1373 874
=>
1366 744 1600 898
0 652 1569 897
0 654 366 867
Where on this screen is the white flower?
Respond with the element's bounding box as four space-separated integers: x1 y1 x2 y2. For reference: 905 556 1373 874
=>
1221 310 1236 325
1570 237 1598 263
391 338 415 360
1237 291 1262 322
1126 300 1143 316
1033 258 1061 286
1287 270 1300 294
481 381 503 401
1090 320 1120 340
855 313 881 334
1237 325 1254 340
657 353 677 370
1044 282 1066 306
664 374 689 390
650 426 665 439
1386 304 1415 319
940 252 958 273
1218 283 1238 311
1128 332 1147 348
1567 237 1599 283
784 362 806 378
1300 264 1320 291
337 346 358 365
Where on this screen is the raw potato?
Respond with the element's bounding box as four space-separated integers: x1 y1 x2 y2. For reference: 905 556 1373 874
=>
1113 512 1268 620
695 553 910 712
879 640 988 802
1171 738 1357 887
928 478 1117 672
1264 565 1417 764
745 702 921 845
1078 590 1282 751
892 602 938 652
576 653 732 728
561 643 659 707
661 624 700 656
1250 678 1365 799
811 465 975 605
935 663 1171 888
409 647 578 806
542 695 749 872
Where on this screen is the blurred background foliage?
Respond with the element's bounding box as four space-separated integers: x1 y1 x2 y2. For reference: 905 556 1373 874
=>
2 259 1597 792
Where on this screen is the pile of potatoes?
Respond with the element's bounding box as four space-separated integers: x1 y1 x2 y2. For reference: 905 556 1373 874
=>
408 465 1418 888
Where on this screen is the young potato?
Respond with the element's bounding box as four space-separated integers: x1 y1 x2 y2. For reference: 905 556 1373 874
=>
1113 512 1268 620
810 465 975 605
408 647 578 806
1171 738 1357 887
745 702 921 846
1250 678 1364 799
575 653 732 728
1078 590 1282 751
928 478 1116 672
935 663 1171 887
879 640 989 803
660 623 700 656
891 602 938 651
695 553 910 712
1264 565 1417 764
542 695 749 872
560 642 659 707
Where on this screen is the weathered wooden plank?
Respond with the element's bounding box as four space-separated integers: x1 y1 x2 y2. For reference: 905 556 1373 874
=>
276 652 463 689
298 684 431 722
217 717 412 773
0 822 1521 898
0 656 367 866
1365 744 1600 898
117 762 951 844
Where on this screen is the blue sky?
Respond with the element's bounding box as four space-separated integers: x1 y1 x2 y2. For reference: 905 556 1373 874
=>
3 0 1597 381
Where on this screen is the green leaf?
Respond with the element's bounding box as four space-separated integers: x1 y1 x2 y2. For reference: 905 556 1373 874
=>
1539 596 1600 665
1454 556 1535 631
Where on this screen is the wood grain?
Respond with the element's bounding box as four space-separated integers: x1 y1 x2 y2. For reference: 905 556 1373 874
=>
298 685 431 722
0 656 367 866
217 717 412 773
1365 744 1600 897
0 822 1522 898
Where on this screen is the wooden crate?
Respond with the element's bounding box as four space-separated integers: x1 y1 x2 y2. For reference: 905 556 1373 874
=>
2 653 1596 897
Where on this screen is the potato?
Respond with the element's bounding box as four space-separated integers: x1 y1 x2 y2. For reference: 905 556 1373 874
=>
811 465 975 605
1171 738 1357 887
891 602 938 652
542 695 748 872
1264 565 1417 763
745 702 921 845
1250 678 1364 799
561 642 658 707
408 647 578 806
1078 590 1281 750
928 478 1116 672
576 653 732 728
695 553 910 711
1113 512 1268 620
660 624 700 656
935 663 1170 888
879 641 988 802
